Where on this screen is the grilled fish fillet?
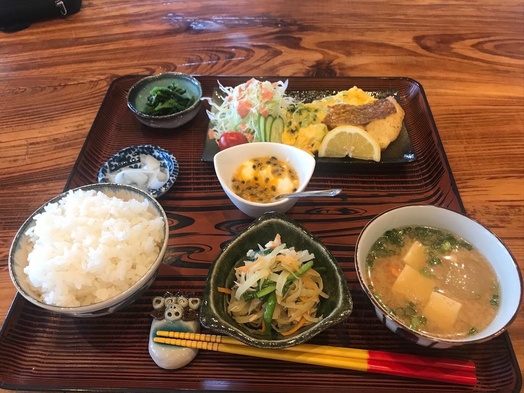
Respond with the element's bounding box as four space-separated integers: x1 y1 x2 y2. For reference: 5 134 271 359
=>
322 98 397 128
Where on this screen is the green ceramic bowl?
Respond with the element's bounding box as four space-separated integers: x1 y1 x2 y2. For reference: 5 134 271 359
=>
127 72 202 129
200 211 353 349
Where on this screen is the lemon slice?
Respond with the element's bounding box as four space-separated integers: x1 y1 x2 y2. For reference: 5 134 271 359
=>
318 125 381 162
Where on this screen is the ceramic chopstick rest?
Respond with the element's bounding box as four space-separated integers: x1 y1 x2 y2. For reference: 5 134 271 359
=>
148 292 201 369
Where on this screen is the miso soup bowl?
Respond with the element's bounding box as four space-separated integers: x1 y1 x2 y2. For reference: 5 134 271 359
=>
355 204 522 349
213 142 316 218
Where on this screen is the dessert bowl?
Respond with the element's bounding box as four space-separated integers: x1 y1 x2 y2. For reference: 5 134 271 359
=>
213 142 316 218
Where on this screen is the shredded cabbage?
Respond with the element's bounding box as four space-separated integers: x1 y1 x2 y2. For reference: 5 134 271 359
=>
207 78 296 143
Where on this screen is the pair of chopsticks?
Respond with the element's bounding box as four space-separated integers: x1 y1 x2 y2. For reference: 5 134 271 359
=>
154 331 477 386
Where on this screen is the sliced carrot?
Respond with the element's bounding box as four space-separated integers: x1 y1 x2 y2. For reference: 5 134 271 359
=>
391 265 402 278
217 287 232 295
235 255 264 273
281 316 307 336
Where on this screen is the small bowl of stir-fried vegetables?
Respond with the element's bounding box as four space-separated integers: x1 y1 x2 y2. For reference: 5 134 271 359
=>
200 212 353 349
127 72 202 129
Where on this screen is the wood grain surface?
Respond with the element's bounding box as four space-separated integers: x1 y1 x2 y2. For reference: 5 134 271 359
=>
1 0 522 390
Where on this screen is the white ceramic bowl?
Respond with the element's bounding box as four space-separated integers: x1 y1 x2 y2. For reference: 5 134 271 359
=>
213 142 316 218
355 204 522 348
9 183 170 317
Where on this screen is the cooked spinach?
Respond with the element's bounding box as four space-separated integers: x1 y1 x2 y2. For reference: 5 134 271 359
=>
144 83 196 116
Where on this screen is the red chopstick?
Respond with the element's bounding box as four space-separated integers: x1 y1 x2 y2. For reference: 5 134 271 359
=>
366 357 477 385
367 348 475 373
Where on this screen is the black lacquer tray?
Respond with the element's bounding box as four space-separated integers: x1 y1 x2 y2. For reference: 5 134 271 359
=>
0 75 520 392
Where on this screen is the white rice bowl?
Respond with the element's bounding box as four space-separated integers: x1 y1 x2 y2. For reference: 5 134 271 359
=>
9 184 169 316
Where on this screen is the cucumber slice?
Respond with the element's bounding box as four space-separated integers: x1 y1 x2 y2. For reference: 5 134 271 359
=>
270 116 285 143
257 114 266 142
265 115 274 142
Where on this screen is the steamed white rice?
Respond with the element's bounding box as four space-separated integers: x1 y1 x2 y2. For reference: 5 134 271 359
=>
23 189 165 307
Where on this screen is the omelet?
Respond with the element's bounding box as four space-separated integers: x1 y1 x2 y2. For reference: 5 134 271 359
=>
329 86 377 106
282 123 328 155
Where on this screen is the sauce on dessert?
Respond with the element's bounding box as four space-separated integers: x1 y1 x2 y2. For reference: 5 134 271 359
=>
231 156 299 203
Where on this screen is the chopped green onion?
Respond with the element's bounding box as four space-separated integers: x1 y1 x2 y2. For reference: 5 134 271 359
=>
410 316 427 330
439 241 452 253
490 294 500 306
420 266 434 278
459 240 473 251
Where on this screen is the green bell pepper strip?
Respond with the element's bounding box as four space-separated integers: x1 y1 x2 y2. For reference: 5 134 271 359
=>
242 279 276 301
256 283 277 299
263 292 277 335
283 260 314 295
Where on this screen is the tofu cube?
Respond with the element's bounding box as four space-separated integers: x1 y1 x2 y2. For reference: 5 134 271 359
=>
392 265 434 305
422 292 462 332
402 241 427 270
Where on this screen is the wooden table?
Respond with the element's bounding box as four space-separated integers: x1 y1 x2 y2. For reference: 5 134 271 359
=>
1 0 522 390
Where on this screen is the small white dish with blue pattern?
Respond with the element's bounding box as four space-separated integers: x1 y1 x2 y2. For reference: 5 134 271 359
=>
98 145 179 198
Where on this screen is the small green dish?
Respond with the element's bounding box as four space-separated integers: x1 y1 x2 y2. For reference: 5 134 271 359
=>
200 211 353 349
127 72 202 129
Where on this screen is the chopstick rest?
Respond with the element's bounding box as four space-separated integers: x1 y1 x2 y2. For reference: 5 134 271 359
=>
148 293 202 370
154 331 477 386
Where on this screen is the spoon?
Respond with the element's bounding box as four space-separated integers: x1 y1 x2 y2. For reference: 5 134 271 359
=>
275 188 342 200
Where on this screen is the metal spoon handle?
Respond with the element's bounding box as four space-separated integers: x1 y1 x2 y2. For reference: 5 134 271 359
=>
277 189 342 199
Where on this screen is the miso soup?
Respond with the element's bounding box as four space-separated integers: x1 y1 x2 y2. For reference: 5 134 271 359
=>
366 226 500 338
